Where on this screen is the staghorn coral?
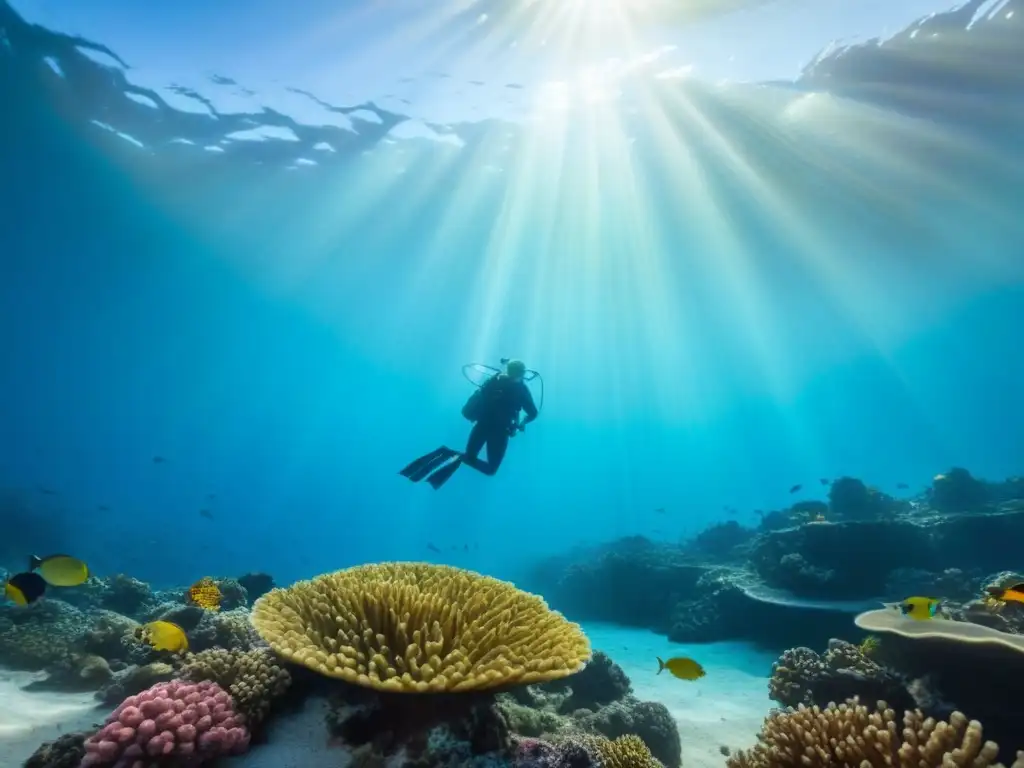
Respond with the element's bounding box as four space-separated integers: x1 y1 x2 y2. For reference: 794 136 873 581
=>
596 734 661 768
251 562 592 692
726 698 1024 768
180 647 291 726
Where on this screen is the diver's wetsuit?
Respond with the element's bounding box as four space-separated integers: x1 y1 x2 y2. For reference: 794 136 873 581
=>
399 374 539 489
461 376 539 476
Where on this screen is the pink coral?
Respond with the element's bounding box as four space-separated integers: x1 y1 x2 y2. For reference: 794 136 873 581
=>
80 680 250 767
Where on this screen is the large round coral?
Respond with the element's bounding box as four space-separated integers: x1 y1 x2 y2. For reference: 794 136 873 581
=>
251 562 592 693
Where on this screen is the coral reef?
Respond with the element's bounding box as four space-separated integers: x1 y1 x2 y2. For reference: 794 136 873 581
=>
727 698 1024 768
189 607 262 652
575 698 681 768
827 477 904 520
930 468 990 514
767 640 914 712
23 731 91 768
327 687 512 765
97 661 177 704
512 735 600 768
0 598 87 670
80 680 250 766
252 562 591 692
688 520 753 559
555 650 631 711
6 560 680 768
238 572 275 602
180 647 291 726
526 472 1024 646
596 734 661 768
850 606 1024 752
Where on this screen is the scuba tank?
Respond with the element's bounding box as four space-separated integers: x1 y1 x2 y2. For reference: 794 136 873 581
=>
462 375 502 422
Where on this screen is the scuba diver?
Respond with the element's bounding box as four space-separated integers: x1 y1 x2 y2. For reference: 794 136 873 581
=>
400 358 541 490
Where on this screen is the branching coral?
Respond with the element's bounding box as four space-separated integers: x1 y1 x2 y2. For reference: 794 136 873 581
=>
180 647 290 726
726 698 1024 768
251 562 591 692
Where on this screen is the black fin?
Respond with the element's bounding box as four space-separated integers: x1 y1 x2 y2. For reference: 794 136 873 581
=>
426 458 462 490
400 447 453 481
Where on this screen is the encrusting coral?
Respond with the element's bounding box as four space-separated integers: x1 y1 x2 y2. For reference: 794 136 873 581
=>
180 647 291 726
251 562 592 692
726 698 1024 768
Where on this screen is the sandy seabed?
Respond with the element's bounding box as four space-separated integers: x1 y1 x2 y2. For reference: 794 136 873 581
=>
1 623 775 768
0 667 105 766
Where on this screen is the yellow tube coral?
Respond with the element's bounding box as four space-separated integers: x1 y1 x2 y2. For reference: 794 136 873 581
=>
250 562 592 693
727 698 1024 768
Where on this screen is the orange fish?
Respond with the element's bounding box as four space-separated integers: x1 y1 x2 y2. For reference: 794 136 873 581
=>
986 582 1024 605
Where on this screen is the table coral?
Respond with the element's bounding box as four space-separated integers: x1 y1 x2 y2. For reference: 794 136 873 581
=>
251 562 592 692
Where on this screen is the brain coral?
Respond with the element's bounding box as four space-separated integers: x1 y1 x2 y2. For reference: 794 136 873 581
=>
251 562 592 692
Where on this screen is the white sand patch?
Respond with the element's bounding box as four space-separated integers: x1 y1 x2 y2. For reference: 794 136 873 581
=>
0 667 105 765
581 623 776 768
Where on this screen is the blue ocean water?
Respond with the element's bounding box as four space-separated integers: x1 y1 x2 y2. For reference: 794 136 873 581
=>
0 0 1022 593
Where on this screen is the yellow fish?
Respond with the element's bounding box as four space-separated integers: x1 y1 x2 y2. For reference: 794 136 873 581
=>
4 572 47 605
888 596 941 620
656 656 705 681
30 554 89 587
136 621 189 653
187 577 223 611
